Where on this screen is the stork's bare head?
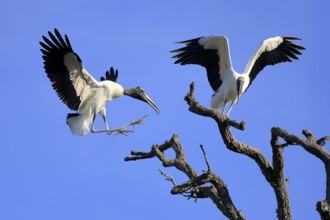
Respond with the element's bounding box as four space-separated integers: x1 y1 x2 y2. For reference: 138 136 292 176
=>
124 87 160 115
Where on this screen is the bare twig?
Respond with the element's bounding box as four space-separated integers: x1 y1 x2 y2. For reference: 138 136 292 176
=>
225 118 246 130
125 134 247 220
159 169 176 185
317 136 330 147
92 115 148 136
200 144 211 172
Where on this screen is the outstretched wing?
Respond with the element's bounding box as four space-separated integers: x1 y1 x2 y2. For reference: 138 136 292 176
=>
40 28 99 111
171 36 233 92
100 67 118 82
244 36 305 90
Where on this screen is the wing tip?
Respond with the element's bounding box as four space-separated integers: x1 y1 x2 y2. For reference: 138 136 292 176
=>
282 36 306 51
283 36 302 41
101 67 119 82
173 37 202 44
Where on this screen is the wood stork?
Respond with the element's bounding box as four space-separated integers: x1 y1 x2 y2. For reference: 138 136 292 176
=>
40 29 160 136
171 36 305 116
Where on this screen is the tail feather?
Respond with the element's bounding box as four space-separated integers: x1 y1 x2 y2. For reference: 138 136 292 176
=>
66 113 91 136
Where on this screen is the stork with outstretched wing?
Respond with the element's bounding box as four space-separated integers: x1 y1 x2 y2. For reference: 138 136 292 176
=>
171 36 305 116
40 29 160 136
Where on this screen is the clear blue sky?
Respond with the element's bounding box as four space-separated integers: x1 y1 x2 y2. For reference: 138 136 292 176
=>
1 0 329 219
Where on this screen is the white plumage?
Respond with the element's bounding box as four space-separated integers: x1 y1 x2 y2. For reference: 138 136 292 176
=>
172 35 305 116
40 29 159 136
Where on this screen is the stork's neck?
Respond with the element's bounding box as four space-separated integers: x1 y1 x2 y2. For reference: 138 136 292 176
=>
123 87 143 100
123 88 134 97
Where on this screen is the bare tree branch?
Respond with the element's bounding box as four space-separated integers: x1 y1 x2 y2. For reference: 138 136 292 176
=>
159 169 177 185
184 82 292 220
317 136 330 147
125 82 329 220
125 134 247 220
271 127 330 219
200 144 211 172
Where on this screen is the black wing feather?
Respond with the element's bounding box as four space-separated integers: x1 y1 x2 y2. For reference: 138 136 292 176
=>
171 37 222 91
40 28 81 111
64 34 73 50
248 36 305 89
100 67 119 82
54 29 67 48
48 31 64 49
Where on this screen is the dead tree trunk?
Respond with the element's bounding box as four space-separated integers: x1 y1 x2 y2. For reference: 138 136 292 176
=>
125 82 330 220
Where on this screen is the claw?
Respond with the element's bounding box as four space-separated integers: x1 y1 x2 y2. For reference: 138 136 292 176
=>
92 115 148 137
130 115 148 126
112 129 133 137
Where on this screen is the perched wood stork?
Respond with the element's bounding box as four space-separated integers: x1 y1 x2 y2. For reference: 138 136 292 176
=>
171 36 305 116
40 29 160 136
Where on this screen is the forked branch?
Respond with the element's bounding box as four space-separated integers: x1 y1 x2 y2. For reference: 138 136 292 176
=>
125 134 247 220
271 127 330 219
125 82 329 220
185 82 330 219
185 82 292 220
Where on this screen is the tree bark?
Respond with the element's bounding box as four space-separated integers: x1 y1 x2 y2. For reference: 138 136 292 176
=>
125 82 330 220
125 134 247 220
271 127 330 219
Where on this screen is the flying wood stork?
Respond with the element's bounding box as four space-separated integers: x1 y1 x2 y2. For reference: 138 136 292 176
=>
40 29 160 136
171 36 305 116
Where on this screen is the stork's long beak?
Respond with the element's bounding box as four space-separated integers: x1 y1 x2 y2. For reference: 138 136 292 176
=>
124 87 160 115
141 93 160 115
236 77 245 105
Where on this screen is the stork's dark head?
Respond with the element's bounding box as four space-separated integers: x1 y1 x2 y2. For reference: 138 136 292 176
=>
124 87 160 115
236 77 245 104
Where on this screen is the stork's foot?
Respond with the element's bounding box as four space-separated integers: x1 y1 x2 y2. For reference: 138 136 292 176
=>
93 115 148 137
107 129 133 137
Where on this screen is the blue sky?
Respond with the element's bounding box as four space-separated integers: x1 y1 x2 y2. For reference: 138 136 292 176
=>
1 0 329 219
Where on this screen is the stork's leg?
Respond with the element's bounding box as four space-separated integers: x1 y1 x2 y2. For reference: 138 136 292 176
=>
226 102 235 117
99 108 110 131
100 109 119 135
89 107 146 136
91 114 97 133
101 114 112 135
103 115 110 131
222 100 228 115
89 109 133 135
90 110 112 134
